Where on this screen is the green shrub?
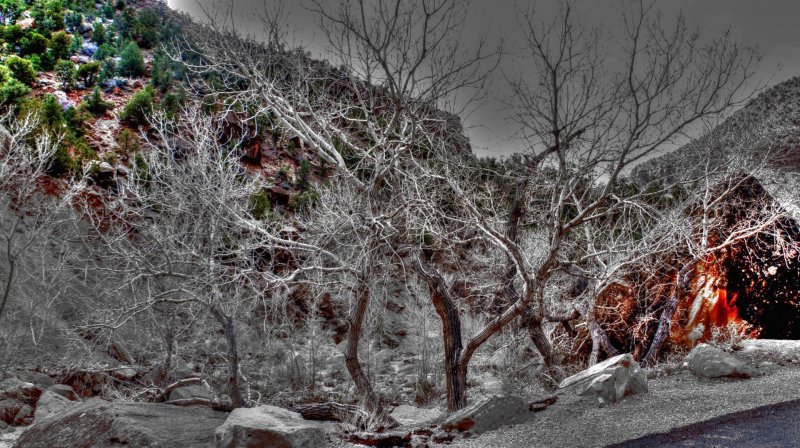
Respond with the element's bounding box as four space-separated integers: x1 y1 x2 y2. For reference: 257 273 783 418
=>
55 59 75 89
76 60 99 86
65 11 82 32
41 93 63 127
20 32 48 56
48 30 71 59
101 3 114 19
27 51 55 71
248 190 272 220
92 21 107 46
2 25 22 46
93 43 114 61
159 87 185 118
31 0 66 34
64 104 91 134
135 9 159 49
97 57 115 82
117 128 139 154
47 144 79 176
5 55 36 86
117 40 143 77
120 85 153 125
296 159 311 191
0 0 25 24
0 78 29 104
82 87 111 115
69 34 82 54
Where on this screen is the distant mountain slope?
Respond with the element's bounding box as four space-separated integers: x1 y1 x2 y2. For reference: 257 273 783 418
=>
633 76 800 185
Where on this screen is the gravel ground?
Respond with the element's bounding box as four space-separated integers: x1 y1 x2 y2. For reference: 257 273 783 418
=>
453 340 800 448
333 340 800 448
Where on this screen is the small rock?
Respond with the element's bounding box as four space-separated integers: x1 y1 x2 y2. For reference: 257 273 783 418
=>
46 384 80 401
684 344 755 379
110 366 138 381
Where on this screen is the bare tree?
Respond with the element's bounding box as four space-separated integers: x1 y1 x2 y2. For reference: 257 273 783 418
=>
172 0 496 417
393 0 760 409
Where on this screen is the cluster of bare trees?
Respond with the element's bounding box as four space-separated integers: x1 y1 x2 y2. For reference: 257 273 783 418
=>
1 0 789 422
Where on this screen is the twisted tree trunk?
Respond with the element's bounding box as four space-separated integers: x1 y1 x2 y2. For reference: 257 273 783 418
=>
413 257 467 411
345 272 382 414
641 260 697 367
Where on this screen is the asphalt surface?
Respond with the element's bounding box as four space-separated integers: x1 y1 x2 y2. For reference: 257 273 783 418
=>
608 399 800 448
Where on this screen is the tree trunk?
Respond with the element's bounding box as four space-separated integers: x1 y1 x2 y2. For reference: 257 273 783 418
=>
345 272 382 414
526 317 556 367
222 316 246 408
587 317 620 366
413 256 467 411
210 306 245 408
641 260 697 367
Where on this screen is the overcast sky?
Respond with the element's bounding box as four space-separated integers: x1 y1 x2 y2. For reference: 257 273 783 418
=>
166 0 800 157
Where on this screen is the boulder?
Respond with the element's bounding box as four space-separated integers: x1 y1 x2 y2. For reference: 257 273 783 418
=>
684 343 756 379
559 353 648 404
0 399 24 425
15 400 228 448
14 372 54 390
440 396 530 434
34 391 79 424
215 405 327 448
168 384 212 402
14 404 33 425
110 366 138 381
389 405 444 426
0 378 42 402
45 385 80 401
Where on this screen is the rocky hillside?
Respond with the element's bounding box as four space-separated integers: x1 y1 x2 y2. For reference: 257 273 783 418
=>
633 76 800 185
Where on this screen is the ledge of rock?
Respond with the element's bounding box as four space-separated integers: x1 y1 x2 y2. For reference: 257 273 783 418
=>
14 399 228 448
559 353 648 404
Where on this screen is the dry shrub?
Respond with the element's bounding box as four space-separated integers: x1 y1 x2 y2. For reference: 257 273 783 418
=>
710 321 760 352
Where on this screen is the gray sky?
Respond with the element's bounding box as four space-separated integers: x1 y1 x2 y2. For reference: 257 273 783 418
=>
167 0 800 157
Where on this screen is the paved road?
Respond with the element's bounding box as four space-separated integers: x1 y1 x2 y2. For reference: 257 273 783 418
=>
608 399 800 447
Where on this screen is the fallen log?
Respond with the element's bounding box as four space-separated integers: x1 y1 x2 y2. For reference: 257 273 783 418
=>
164 398 234 412
528 395 558 412
153 378 202 403
347 431 412 447
290 402 399 430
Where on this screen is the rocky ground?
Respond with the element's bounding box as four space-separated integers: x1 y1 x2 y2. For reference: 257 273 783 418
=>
4 339 800 447
449 340 800 448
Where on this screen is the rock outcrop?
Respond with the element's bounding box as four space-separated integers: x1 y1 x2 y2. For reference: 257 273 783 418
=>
559 353 649 404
